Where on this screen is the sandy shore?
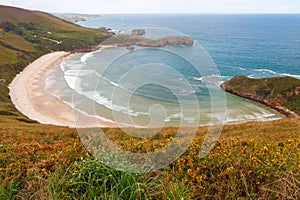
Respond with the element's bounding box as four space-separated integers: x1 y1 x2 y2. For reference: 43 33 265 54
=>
9 50 282 129
9 51 116 128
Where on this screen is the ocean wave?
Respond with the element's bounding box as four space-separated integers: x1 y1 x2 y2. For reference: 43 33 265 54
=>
91 91 149 116
46 84 151 128
165 113 196 124
255 68 277 74
245 103 276 117
49 92 117 125
67 85 150 117
60 61 83 72
81 52 94 63
194 75 230 86
281 73 300 79
65 69 97 77
64 68 122 87
249 68 300 80
64 75 81 90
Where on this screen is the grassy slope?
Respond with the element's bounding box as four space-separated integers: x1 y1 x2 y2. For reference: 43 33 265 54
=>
0 5 111 129
0 5 111 102
223 75 300 115
0 117 299 199
0 5 299 199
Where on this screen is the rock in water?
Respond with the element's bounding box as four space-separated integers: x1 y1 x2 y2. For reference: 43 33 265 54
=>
132 29 146 35
127 45 135 51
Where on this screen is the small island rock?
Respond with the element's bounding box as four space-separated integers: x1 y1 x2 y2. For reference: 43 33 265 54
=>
132 29 146 35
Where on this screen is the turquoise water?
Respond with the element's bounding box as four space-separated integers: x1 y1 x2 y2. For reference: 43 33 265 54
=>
46 15 300 127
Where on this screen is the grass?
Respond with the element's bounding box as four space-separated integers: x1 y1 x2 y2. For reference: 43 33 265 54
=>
0 117 299 199
223 75 300 114
0 45 18 64
0 29 35 52
47 159 190 200
0 5 299 199
224 75 300 96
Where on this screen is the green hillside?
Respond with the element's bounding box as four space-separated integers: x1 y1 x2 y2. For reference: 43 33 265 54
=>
0 5 299 199
222 75 300 116
0 5 111 102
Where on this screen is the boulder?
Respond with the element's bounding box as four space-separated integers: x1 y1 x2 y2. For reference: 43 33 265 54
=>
127 45 135 51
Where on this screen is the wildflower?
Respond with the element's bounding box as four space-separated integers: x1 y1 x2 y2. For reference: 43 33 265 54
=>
246 170 252 175
225 167 233 173
264 146 269 154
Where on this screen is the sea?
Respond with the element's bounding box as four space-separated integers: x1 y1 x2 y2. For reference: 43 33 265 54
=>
46 14 300 127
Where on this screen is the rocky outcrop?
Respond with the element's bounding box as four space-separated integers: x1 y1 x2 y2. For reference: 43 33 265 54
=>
221 75 300 117
132 29 145 35
98 27 115 35
102 34 194 47
126 45 135 51
160 36 194 46
136 36 194 47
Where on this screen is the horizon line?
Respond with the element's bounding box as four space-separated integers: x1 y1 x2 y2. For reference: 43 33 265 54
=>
52 11 300 15
2 4 300 15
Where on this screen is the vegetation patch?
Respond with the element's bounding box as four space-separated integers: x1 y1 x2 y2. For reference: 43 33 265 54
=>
222 75 300 116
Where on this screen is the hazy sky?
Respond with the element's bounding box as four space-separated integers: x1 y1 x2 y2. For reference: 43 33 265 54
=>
1 0 300 14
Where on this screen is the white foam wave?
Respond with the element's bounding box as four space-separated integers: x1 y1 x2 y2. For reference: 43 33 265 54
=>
250 68 300 80
71 89 149 117
64 68 121 88
165 113 196 124
81 51 95 63
46 87 149 128
194 75 230 86
281 73 300 79
64 75 81 90
255 68 277 74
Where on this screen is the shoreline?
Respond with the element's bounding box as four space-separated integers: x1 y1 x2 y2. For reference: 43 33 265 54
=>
9 50 284 129
9 51 117 128
220 83 299 118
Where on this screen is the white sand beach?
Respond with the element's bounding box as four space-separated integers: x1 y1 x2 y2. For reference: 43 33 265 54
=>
9 51 117 128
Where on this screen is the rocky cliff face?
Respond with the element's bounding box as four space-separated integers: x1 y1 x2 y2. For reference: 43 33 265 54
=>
221 75 300 117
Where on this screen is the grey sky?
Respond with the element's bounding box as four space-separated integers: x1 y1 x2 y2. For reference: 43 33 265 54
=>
1 0 300 14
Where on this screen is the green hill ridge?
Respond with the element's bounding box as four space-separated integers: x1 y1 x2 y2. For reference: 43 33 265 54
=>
222 75 300 117
0 5 111 102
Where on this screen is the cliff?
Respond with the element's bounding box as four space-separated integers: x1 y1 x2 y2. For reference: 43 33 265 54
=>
221 75 300 117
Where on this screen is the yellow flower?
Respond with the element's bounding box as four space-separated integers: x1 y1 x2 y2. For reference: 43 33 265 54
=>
225 167 233 173
264 146 269 154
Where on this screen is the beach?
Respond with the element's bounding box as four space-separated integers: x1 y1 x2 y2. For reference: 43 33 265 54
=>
9 51 116 128
9 49 282 129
